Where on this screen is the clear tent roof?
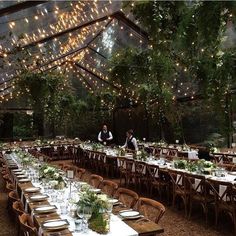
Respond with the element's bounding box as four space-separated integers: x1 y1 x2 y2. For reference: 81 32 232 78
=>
0 1 197 103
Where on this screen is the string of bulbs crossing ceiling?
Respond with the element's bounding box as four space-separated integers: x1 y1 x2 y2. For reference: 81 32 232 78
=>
0 0 197 105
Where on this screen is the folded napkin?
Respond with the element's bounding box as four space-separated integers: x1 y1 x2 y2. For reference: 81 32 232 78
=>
219 185 227 201
193 179 201 192
176 174 182 185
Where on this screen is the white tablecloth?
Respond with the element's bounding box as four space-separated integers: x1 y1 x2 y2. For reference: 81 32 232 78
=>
59 215 138 236
33 182 138 236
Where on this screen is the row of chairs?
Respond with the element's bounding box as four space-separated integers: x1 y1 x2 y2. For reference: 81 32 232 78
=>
76 149 112 177
28 146 74 161
211 153 236 164
116 156 236 233
168 170 236 233
117 157 170 198
56 163 166 225
77 172 166 225
57 162 165 223
138 145 178 157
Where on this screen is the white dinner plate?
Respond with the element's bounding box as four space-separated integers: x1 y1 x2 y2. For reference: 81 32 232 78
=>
34 205 57 213
24 187 41 193
108 199 119 205
42 219 69 230
17 175 28 179
12 169 22 172
29 194 48 201
229 171 236 176
15 172 25 175
18 178 31 183
119 210 140 219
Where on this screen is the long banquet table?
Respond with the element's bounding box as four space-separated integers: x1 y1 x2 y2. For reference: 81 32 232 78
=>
79 145 236 185
4 152 164 236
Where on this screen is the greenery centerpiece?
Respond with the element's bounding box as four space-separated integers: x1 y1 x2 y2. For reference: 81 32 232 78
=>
34 139 42 146
197 159 216 174
39 164 65 189
157 139 168 147
17 151 34 167
0 142 7 150
135 149 148 161
76 189 110 234
208 143 219 153
92 143 104 151
174 159 187 169
182 143 190 151
174 159 216 174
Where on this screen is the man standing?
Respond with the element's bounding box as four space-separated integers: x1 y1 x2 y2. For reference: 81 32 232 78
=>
122 129 138 152
98 124 113 145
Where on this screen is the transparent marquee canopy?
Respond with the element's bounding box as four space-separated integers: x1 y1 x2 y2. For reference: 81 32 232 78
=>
0 0 197 104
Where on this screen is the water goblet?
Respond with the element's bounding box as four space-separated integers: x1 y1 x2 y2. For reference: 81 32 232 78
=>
106 201 113 216
83 206 92 232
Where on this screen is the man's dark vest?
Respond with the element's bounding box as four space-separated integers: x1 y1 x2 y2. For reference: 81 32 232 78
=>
101 131 110 141
127 136 135 150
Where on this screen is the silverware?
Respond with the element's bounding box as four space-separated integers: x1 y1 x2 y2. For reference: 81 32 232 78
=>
135 217 150 223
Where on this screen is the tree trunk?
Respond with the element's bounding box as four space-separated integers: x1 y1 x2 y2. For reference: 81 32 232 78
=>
33 111 44 137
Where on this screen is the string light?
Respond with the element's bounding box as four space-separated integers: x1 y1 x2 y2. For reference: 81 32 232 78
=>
0 1 205 104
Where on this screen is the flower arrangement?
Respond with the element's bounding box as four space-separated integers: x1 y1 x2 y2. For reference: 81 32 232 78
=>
175 159 216 174
157 139 167 147
209 146 219 153
92 143 103 151
174 159 187 169
34 139 42 146
197 159 216 174
17 151 34 166
0 142 7 149
182 143 190 151
135 150 148 161
39 164 65 189
76 189 110 234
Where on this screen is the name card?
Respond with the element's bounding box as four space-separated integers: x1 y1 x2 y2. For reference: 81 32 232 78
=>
67 170 74 179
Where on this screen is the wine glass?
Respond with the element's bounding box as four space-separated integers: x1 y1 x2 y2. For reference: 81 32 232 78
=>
106 201 113 222
83 206 92 232
76 206 85 232
76 205 84 219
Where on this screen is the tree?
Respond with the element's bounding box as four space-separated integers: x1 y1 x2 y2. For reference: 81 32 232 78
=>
107 1 236 142
15 70 74 137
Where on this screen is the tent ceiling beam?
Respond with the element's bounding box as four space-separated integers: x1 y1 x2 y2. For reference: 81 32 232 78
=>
0 1 46 17
22 13 118 49
74 62 118 89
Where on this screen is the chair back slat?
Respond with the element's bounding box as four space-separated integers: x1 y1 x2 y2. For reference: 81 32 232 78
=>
137 197 165 224
207 179 234 202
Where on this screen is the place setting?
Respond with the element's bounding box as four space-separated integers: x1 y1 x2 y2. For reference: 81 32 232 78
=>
119 209 143 220
34 205 58 215
41 219 70 232
24 186 41 193
29 194 49 202
18 178 31 183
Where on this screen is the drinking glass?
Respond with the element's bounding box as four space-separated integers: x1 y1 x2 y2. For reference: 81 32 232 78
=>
83 206 92 232
76 206 84 219
60 202 68 215
74 219 83 233
106 201 113 215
